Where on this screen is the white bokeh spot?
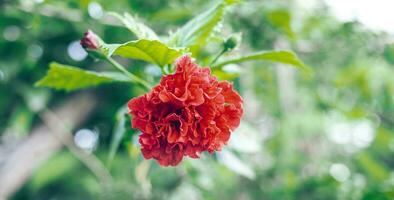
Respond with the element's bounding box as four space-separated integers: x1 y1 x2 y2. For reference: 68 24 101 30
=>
88 2 104 19
330 163 351 182
74 129 99 153
67 41 87 61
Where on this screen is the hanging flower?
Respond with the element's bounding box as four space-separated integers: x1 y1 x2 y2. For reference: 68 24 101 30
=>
128 55 243 166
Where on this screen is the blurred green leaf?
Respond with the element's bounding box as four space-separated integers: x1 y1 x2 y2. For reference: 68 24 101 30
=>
383 44 394 65
108 12 159 40
35 62 130 91
357 152 389 181
212 69 240 80
372 127 393 153
150 7 193 22
105 39 183 67
168 0 237 48
5 105 34 138
362 187 393 200
31 152 78 191
266 9 296 39
214 50 309 71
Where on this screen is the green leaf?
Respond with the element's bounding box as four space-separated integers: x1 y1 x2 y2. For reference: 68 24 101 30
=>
105 39 183 67
31 152 78 191
108 106 128 168
214 50 309 71
357 152 389 181
151 7 193 22
266 10 296 39
35 62 130 91
168 0 237 48
212 70 240 80
108 12 159 40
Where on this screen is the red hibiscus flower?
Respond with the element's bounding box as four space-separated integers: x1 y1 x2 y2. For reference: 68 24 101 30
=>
128 55 243 166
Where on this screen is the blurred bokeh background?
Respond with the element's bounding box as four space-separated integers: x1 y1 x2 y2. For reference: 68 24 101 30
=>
1 0 394 199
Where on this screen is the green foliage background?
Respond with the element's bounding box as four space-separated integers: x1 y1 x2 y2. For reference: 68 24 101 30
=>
1 0 394 199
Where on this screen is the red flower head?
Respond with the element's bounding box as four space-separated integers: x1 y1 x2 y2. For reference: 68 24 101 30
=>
80 30 100 49
128 55 243 166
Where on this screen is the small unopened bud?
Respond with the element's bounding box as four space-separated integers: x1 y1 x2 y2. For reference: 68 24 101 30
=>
80 30 100 49
223 33 242 52
224 37 237 51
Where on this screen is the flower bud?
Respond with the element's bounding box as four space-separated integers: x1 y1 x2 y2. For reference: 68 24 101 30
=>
80 30 100 49
223 33 242 52
224 37 237 51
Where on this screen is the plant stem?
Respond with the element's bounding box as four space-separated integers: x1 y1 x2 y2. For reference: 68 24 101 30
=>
105 56 151 90
210 49 226 66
